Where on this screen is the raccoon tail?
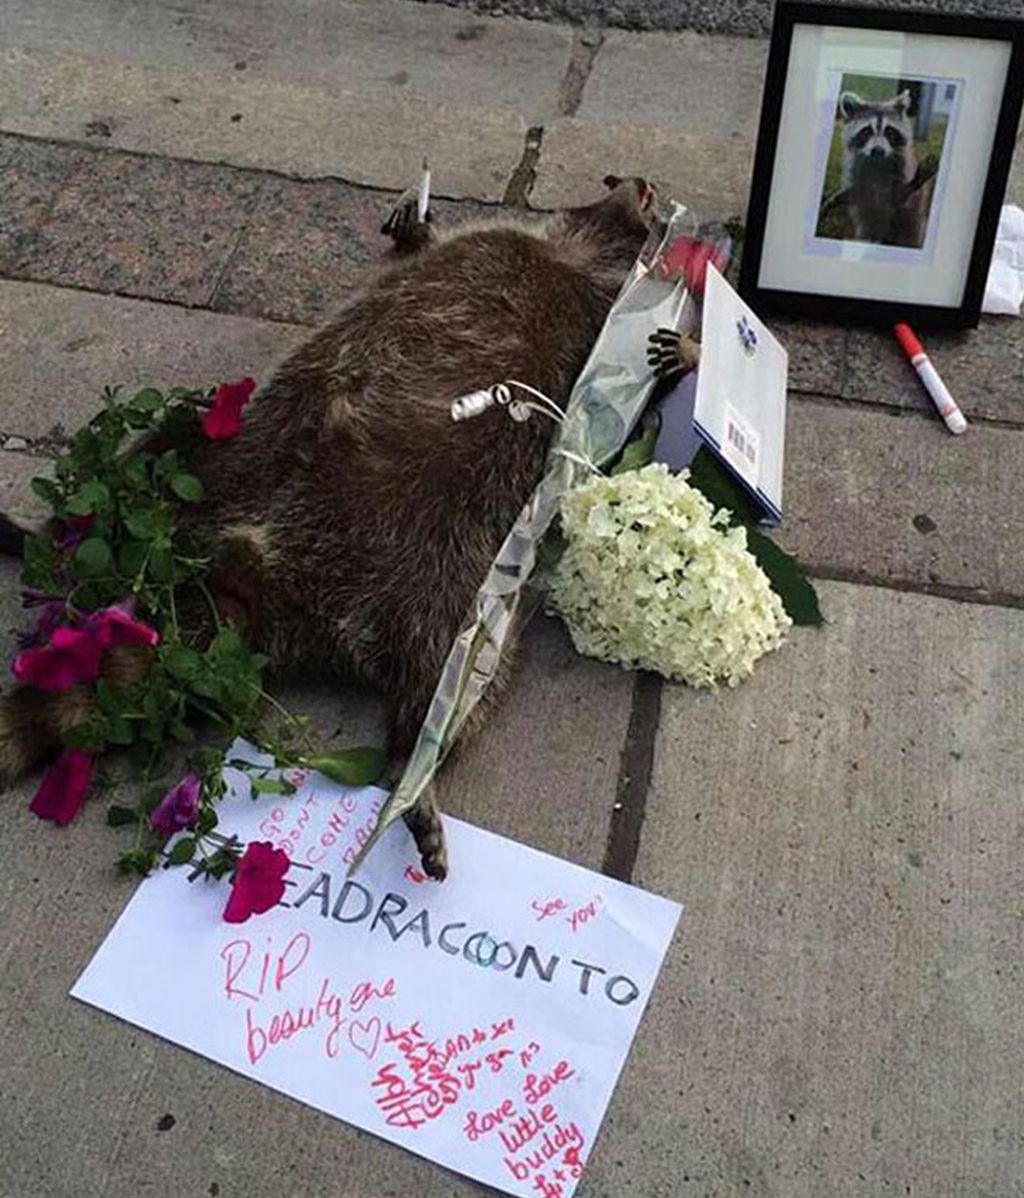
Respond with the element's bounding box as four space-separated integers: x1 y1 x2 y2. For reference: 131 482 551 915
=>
0 514 28 557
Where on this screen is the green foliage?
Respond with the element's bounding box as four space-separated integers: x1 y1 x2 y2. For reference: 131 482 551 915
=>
24 384 385 880
687 448 823 627
611 412 660 476
304 747 387 788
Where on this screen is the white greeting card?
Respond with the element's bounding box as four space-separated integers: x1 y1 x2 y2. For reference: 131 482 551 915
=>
693 264 788 525
72 744 681 1198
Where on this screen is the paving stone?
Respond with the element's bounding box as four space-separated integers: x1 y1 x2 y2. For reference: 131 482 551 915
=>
3 145 259 307
0 280 303 440
214 176 494 325
534 120 753 219
616 580 1024 1197
575 29 766 140
769 317 849 398
0 136 77 268
843 321 1024 427
0 449 50 530
1 0 570 201
779 397 1024 599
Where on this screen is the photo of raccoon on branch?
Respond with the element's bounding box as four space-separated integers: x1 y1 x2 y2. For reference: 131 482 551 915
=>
815 73 958 249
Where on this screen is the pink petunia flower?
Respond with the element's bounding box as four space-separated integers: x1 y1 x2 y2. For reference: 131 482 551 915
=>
30 749 94 825
13 626 105 691
150 772 202 836
222 841 290 924
201 378 256 441
88 606 160 652
12 603 158 692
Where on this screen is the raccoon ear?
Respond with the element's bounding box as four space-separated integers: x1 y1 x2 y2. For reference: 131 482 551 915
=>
893 89 912 115
839 91 866 120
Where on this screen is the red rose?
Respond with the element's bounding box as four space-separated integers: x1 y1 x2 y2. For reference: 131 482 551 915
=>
222 841 290 923
201 378 256 441
655 236 729 296
30 749 93 825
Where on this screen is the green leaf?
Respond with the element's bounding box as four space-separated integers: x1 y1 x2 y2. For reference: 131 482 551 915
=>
130 388 164 413
251 777 298 796
107 805 140 827
118 848 158 877
164 644 201 682
745 528 823 627
305 747 387 787
66 479 111 515
104 715 136 746
170 472 203 502
149 544 175 583
123 456 150 487
687 447 763 527
74 536 113 577
169 718 195 745
124 507 167 541
30 476 61 505
611 413 660 476
118 539 150 577
197 807 218 837
23 535 59 592
167 837 197 865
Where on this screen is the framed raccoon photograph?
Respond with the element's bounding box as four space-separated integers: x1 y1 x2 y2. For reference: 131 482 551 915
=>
740 2 1024 328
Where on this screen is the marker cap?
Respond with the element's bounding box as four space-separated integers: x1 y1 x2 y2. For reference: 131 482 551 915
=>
894 322 924 359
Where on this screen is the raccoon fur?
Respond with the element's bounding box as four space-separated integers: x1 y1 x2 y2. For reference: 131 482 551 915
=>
839 90 927 248
0 178 657 878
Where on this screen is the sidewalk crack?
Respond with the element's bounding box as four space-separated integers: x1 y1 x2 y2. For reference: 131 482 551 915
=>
558 27 605 117
502 126 544 208
603 670 662 882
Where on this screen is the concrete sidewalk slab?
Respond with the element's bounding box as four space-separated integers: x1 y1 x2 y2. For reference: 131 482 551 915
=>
0 557 634 1197
0 0 572 200
615 579 1024 1198
0 281 303 441
843 322 1024 427
780 398 1024 599
533 27 761 213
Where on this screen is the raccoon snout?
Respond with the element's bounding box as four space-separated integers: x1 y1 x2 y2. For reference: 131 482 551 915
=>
870 145 889 160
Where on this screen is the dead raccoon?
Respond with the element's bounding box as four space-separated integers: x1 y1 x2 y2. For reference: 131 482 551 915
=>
0 177 657 879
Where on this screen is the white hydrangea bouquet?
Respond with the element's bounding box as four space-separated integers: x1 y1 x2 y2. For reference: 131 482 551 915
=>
550 463 791 688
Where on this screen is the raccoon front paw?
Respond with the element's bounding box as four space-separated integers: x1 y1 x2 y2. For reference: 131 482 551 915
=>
647 328 701 379
403 797 449 881
381 195 432 255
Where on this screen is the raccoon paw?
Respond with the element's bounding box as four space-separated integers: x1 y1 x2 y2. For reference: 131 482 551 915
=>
381 194 432 255
647 328 701 379
403 797 448 882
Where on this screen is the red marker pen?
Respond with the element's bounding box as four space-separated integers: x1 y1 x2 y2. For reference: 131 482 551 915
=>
894 323 967 435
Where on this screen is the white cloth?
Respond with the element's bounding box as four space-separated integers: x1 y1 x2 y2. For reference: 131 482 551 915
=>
983 204 1024 316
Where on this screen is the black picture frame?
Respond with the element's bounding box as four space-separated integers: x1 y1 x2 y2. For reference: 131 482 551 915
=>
739 1 1024 329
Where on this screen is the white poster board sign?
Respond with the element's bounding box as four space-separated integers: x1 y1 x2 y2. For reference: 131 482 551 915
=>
72 744 681 1198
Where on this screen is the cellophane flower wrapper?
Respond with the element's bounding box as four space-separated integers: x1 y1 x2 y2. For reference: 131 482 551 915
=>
350 200 702 873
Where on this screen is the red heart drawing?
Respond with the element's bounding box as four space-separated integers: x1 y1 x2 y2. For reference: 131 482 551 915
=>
349 1016 382 1060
